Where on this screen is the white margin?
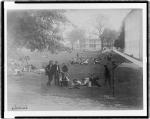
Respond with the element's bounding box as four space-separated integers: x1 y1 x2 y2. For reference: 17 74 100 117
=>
4 1 147 118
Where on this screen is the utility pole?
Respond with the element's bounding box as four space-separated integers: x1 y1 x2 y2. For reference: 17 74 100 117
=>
112 68 115 96
112 61 119 97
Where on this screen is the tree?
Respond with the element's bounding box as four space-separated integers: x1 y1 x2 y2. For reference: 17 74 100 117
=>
93 15 108 39
19 56 30 65
91 15 109 49
7 10 69 53
67 28 86 50
101 29 118 48
114 26 125 49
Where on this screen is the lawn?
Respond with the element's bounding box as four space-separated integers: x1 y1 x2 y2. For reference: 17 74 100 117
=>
7 50 143 111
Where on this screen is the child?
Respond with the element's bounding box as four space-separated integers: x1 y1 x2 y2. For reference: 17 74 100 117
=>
69 79 82 89
82 77 92 87
59 71 70 87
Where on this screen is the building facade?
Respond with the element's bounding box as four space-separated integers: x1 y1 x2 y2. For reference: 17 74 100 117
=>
81 39 101 51
102 38 114 50
123 9 143 61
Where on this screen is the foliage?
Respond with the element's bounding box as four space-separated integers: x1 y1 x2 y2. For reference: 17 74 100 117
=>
101 29 118 42
114 26 125 49
93 15 108 39
19 56 30 65
67 28 86 49
7 10 69 52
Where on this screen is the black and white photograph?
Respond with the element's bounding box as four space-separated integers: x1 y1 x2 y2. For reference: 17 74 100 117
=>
4 2 147 118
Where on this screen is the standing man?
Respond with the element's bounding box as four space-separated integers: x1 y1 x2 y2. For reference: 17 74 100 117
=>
111 61 119 96
105 53 113 88
45 60 53 86
104 65 111 88
52 61 60 86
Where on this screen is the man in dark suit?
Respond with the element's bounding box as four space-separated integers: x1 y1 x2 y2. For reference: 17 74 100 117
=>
51 61 60 86
104 65 111 88
45 60 53 86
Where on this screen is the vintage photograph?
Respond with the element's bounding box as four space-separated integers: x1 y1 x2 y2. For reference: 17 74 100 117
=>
4 2 147 118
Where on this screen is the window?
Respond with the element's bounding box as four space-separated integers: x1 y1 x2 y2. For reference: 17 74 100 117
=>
89 44 96 48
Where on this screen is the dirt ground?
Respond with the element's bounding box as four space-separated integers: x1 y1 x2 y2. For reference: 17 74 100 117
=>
7 50 143 111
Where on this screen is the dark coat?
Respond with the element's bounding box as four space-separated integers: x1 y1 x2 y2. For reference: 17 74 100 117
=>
51 64 60 74
104 66 110 78
45 64 52 75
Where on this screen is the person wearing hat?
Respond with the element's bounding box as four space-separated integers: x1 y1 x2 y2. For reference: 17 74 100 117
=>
45 60 54 86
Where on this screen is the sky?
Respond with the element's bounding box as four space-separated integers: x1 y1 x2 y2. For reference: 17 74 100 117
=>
65 9 131 32
62 9 131 46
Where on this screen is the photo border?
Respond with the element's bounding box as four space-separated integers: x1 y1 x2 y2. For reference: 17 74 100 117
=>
1 1 4 118
1 1 149 118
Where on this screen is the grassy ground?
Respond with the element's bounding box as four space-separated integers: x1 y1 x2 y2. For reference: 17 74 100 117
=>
7 50 143 111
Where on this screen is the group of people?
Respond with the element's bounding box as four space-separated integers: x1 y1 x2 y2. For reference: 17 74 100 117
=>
69 74 101 89
45 60 69 86
45 53 119 89
70 53 89 65
45 60 102 88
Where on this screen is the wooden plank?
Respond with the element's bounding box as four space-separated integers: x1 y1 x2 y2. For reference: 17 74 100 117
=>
113 49 143 67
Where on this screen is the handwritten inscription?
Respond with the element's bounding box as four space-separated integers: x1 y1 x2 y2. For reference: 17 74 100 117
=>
12 105 28 111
